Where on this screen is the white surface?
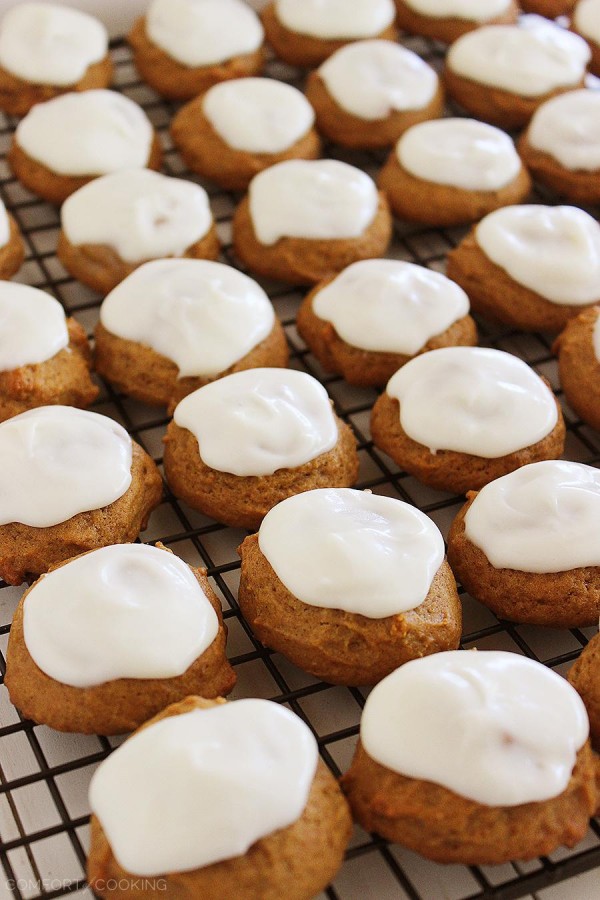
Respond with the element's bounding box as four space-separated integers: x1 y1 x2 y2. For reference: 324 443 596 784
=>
0 283 68 372
403 0 511 19
574 0 600 44
527 90 600 171
274 0 395 39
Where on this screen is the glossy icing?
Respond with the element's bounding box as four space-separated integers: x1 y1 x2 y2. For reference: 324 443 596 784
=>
527 90 600 172
403 0 511 19
275 0 396 39
574 0 600 44
0 283 68 372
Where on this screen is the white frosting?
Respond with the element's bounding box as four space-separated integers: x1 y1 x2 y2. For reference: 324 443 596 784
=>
0 199 8 248
0 407 132 528
61 170 212 264
361 650 589 806
463 461 600 573
574 0 600 44
202 78 314 154
23 544 219 688
397 118 522 191
447 16 591 97
386 347 558 458
476 206 600 305
0 2 107 86
312 259 469 356
403 0 511 20
275 0 395 39
15 90 154 176
0 283 68 372
249 160 379 246
527 90 600 172
593 310 600 363
258 488 445 618
100 259 275 378
89 699 318 875
146 0 263 67
318 41 438 121
173 368 338 477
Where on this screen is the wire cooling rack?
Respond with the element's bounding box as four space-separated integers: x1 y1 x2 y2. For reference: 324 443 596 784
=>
0 35 599 900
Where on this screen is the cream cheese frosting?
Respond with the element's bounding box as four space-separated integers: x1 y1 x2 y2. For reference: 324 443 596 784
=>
0 283 68 372
274 0 396 39
574 0 600 45
526 90 600 172
403 0 512 20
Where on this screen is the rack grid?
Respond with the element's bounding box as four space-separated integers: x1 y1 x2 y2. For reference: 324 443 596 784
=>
0 36 598 900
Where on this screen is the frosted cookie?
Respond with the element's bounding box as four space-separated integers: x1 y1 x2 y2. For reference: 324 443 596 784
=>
296 259 477 387
0 196 24 279
5 543 235 734
238 488 461 685
305 40 443 150
233 160 392 286
9 90 161 204
0 2 111 117
128 0 265 101
370 347 565 494
379 118 531 227
164 368 359 530
87 697 351 899
447 461 600 627
341 650 598 863
262 0 398 68
444 16 591 129
569 632 600 749
0 282 97 421
95 259 288 411
57 169 219 295
394 0 518 44
573 0 600 76
554 306 600 431
519 90 600 204
171 78 320 192
0 407 162 585
447 205 600 332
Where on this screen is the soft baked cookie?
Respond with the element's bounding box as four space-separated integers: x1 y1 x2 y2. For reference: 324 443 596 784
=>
57 169 219 295
519 90 600 204
572 0 600 75
0 406 162 585
305 40 443 150
87 696 352 900
444 16 590 129
447 461 600 627
393 0 519 44
8 90 161 204
379 118 531 227
238 488 461 685
447 205 600 332
296 259 477 387
0 197 25 279
341 650 598 863
554 306 600 431
0 2 111 117
164 368 358 530
5 543 235 734
171 78 320 192
95 259 288 411
370 347 565 494
261 0 398 68
569 632 600 749
0 282 98 421
521 0 577 14
233 159 392 286
128 0 265 101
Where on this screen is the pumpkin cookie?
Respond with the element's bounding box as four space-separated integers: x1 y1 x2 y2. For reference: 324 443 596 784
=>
341 650 597 863
554 305 600 430
572 0 600 75
164 368 358 530
393 0 519 43
569 632 600 749
521 0 576 14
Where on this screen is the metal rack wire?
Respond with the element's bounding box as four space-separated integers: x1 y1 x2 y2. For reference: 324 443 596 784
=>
0 36 599 900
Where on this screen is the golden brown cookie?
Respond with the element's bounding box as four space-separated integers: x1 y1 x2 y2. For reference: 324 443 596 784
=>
569 633 600 749
261 1 398 68
447 228 600 332
232 192 393 286
87 696 353 900
518 135 600 205
0 212 25 279
94 317 289 413
4 550 235 734
170 93 321 193
554 306 600 431
0 54 112 118
393 0 519 43
0 317 98 422
127 16 265 101
296 276 477 388
0 440 163 586
522 0 577 14
447 491 600 627
341 736 598 864
238 532 461 685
